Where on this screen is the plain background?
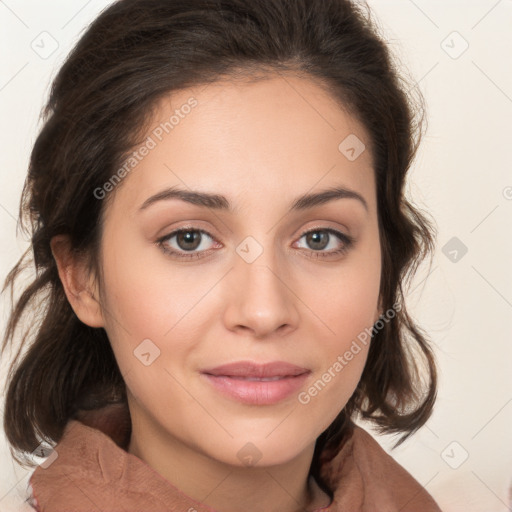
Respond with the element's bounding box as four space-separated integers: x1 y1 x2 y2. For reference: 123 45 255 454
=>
0 1 511 511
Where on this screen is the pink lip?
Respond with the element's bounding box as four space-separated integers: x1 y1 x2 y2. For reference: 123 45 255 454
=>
200 361 311 405
201 360 310 378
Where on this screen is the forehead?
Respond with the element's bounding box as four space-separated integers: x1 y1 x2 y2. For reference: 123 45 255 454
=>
106 73 376 216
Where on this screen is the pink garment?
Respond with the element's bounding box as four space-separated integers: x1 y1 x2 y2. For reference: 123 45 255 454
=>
28 405 442 511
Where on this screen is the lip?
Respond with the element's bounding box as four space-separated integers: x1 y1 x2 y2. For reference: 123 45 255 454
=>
200 361 311 405
201 361 310 378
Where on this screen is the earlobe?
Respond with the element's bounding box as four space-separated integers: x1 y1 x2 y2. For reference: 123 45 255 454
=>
50 235 105 328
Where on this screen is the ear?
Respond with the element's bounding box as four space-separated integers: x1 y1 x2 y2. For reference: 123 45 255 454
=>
50 234 105 328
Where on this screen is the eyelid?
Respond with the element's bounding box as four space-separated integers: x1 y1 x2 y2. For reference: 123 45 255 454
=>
156 227 219 259
155 224 355 260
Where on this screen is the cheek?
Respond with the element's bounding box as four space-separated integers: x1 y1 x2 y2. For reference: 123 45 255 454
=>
298 251 380 407
298 292 374 429
296 328 370 440
95 232 175 369
305 256 381 347
97 231 222 394
98 226 191 336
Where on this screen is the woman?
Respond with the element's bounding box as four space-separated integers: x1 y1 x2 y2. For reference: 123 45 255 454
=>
2 0 441 510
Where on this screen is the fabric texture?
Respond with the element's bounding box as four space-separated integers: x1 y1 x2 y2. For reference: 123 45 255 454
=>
28 404 442 511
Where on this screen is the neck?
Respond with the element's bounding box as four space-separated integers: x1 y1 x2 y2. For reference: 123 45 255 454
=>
127 413 332 512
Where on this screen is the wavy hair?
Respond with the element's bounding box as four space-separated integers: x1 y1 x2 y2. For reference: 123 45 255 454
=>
1 0 437 492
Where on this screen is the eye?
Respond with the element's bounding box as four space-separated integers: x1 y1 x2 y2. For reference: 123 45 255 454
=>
294 228 354 259
157 228 219 260
156 226 355 261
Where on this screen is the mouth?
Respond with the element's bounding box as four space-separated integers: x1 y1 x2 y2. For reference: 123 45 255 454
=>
218 376 294 381
200 361 311 405
201 360 310 378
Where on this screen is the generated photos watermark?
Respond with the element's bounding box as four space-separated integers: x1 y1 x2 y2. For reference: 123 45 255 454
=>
93 97 198 200
297 302 401 405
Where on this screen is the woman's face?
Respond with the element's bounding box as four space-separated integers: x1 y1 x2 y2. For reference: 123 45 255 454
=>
95 74 382 467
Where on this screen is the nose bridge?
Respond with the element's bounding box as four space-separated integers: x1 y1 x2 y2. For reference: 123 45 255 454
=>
237 237 287 304
224 233 298 336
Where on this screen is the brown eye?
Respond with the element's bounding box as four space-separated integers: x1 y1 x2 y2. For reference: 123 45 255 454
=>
157 228 219 260
295 228 354 258
175 230 203 251
156 226 354 261
304 231 329 250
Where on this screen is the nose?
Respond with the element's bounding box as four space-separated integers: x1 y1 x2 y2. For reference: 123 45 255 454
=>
222 252 300 339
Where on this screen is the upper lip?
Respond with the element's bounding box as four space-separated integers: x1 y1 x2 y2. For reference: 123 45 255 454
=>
201 361 310 378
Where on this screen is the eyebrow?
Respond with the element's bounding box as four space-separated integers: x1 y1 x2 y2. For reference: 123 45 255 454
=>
139 185 368 213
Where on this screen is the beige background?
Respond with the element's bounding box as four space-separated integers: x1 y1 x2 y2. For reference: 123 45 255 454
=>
1 1 511 510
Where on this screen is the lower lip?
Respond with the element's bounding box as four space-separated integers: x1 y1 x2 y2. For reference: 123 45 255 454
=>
201 373 310 405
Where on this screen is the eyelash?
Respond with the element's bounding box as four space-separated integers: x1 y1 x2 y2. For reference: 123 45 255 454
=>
156 226 355 261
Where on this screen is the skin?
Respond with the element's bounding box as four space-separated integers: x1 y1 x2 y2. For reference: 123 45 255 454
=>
52 73 383 512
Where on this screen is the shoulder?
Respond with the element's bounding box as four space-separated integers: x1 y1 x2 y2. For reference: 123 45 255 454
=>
319 422 443 511
27 419 127 510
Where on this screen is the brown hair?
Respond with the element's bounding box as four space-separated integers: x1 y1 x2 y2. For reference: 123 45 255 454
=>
2 0 437 490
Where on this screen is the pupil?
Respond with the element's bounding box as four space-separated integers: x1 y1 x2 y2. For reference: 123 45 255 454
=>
308 231 327 250
178 231 200 251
